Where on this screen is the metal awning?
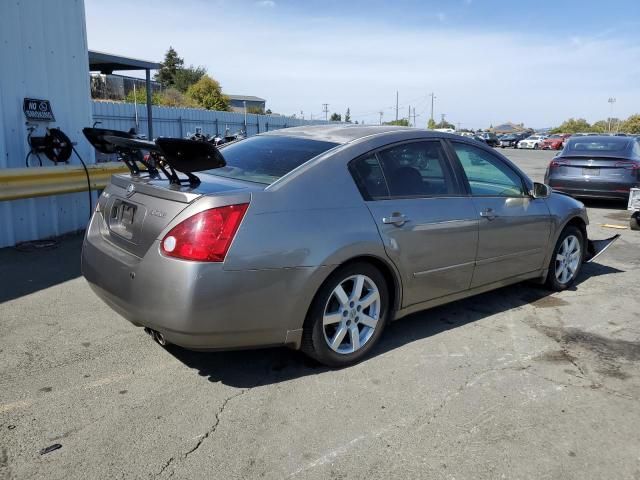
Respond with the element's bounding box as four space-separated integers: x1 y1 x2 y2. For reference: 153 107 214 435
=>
88 50 161 74
88 50 161 138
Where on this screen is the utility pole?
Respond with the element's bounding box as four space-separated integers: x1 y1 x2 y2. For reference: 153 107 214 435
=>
608 97 616 132
429 92 436 122
243 100 247 133
395 91 399 122
412 107 418 128
408 105 411 126
378 111 383 125
456 122 461 131
300 110 304 120
441 113 446 126
322 103 329 122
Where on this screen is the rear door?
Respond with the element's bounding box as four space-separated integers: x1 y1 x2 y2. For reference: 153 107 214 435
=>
351 140 478 307
447 141 552 287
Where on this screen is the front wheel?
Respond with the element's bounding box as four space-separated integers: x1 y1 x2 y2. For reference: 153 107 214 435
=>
301 262 389 367
545 226 584 291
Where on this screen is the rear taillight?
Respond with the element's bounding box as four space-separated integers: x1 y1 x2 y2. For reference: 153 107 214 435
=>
549 160 566 168
614 161 640 170
161 204 249 262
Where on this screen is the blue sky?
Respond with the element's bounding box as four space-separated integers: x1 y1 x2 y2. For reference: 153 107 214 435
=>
85 0 640 128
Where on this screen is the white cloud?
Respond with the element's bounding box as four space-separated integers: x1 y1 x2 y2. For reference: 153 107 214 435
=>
256 0 275 7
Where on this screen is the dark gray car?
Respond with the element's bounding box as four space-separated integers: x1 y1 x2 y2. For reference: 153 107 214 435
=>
82 125 616 367
545 135 640 200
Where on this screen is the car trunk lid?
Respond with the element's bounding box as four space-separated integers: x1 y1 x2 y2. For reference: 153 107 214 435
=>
553 156 638 178
96 173 263 258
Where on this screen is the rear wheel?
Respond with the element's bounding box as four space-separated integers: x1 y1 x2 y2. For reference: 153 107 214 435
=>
534 143 539 150
545 226 584 291
302 262 389 367
630 212 640 231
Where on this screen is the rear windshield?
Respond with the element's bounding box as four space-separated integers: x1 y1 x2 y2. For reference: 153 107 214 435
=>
203 135 339 184
565 138 629 153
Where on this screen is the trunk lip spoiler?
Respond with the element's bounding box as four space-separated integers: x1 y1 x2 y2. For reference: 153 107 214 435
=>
585 234 620 263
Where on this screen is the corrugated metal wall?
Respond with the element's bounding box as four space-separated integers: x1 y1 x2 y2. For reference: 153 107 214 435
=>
0 0 95 248
92 101 329 139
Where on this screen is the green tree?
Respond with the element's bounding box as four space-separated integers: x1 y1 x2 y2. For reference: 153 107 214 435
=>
125 87 161 105
591 120 608 133
157 88 195 107
427 118 437 129
330 113 342 121
621 114 640 134
186 75 230 111
173 65 207 92
155 47 184 87
345 108 351 123
551 118 591 134
384 119 409 126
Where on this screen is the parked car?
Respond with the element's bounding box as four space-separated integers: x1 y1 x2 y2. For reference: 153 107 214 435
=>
541 134 570 150
517 135 546 149
499 133 527 148
476 132 500 147
82 125 617 367
545 135 640 200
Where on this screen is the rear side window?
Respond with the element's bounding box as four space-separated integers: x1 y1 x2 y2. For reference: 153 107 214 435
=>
350 141 457 200
350 154 390 200
203 135 338 184
376 141 457 198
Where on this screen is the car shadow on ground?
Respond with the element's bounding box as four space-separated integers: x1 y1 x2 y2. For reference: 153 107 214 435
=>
0 233 83 303
582 198 628 211
168 261 623 388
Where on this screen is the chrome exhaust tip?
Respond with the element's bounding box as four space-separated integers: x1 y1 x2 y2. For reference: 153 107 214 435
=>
152 330 167 346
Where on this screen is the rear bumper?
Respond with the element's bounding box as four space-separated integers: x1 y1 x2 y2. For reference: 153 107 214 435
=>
81 225 325 350
547 177 638 200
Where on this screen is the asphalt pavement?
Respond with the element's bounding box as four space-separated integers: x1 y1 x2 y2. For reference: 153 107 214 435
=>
1 149 639 480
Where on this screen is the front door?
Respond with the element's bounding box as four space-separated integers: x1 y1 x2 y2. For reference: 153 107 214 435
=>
448 141 552 287
350 140 478 307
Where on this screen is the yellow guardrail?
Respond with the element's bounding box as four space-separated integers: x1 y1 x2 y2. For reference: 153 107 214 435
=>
0 163 130 201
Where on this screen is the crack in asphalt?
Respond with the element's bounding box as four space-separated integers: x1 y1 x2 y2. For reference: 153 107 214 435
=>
155 388 249 478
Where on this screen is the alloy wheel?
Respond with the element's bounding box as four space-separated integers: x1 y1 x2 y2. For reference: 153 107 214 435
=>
322 274 381 354
555 234 581 284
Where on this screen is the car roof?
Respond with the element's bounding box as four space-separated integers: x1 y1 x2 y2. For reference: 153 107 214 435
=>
261 124 443 144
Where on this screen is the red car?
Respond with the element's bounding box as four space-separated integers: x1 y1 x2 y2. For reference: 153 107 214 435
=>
541 134 570 150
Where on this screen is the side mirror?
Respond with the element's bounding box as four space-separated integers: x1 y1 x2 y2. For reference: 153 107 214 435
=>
531 182 550 199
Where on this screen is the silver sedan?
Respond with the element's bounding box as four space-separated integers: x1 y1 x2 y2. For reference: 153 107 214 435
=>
82 125 615 367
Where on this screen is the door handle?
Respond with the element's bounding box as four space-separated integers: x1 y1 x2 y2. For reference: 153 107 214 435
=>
382 213 410 226
479 208 498 220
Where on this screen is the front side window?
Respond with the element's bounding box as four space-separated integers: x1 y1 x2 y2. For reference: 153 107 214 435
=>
377 141 457 198
451 142 526 197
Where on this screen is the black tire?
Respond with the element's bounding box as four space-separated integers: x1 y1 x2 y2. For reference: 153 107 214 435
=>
301 262 390 367
545 225 585 291
630 212 640 231
534 143 539 150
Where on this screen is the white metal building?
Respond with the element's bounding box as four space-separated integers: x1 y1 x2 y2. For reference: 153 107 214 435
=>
0 0 94 248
